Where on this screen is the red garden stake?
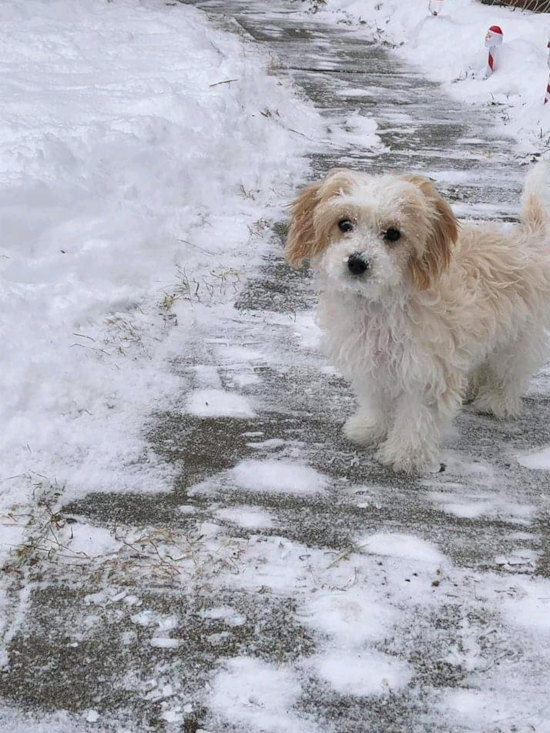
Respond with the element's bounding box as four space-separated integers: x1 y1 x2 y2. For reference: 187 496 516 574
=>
428 0 445 16
485 26 503 79
544 33 550 105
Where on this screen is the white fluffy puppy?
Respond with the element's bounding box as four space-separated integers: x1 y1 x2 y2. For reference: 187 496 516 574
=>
285 165 550 474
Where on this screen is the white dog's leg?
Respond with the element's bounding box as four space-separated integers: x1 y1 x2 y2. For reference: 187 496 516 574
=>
465 363 490 404
344 384 392 446
473 329 548 418
375 390 457 474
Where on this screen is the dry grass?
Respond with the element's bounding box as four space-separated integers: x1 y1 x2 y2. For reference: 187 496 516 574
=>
160 265 242 309
3 481 247 591
1 476 79 572
102 526 245 586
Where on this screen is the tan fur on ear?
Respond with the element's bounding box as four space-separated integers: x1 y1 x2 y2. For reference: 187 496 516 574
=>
285 169 356 268
285 180 324 268
404 175 459 290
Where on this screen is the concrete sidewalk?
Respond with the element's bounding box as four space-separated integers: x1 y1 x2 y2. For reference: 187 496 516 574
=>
2 2 549 731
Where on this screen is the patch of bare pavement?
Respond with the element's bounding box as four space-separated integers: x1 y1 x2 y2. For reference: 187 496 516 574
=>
2 1 550 731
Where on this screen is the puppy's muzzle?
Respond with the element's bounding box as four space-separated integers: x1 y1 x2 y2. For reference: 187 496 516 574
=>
347 252 370 276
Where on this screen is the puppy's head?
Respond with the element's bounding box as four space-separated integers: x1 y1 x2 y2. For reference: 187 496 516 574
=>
285 169 459 298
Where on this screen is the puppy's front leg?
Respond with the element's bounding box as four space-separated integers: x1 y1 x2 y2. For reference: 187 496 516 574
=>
375 391 444 474
344 383 392 446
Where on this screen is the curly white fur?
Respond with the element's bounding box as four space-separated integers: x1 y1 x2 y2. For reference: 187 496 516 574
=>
285 165 550 474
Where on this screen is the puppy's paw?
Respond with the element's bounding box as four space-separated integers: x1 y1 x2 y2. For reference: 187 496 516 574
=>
375 440 436 475
472 391 521 419
344 412 387 446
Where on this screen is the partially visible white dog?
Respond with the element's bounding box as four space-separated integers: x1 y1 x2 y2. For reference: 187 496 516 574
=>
285 164 550 474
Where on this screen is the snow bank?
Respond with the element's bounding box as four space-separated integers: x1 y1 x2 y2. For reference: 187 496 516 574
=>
0 0 323 526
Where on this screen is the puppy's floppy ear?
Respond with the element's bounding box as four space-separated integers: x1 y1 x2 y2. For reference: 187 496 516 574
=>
404 176 459 290
285 180 324 268
285 169 355 268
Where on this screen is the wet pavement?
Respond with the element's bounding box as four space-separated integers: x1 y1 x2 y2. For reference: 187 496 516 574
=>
2 2 550 732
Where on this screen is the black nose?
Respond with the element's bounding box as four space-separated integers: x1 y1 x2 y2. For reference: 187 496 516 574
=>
347 253 369 275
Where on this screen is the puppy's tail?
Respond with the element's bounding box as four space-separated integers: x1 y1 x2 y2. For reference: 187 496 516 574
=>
520 160 549 238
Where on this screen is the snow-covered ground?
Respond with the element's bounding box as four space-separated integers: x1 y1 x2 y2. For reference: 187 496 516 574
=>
1 0 550 731
0 0 322 571
0 0 325 710
315 0 550 155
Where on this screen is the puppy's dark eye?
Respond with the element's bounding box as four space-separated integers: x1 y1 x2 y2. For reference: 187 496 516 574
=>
383 228 401 243
338 219 354 233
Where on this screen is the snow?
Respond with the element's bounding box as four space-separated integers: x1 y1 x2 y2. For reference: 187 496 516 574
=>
199 606 247 627
230 459 329 495
291 311 322 350
517 445 550 469
186 388 256 418
214 506 274 529
310 649 412 696
358 532 445 564
502 576 550 631
209 657 316 733
65 523 122 557
441 687 550 732
0 0 322 519
178 504 198 516
299 586 396 644
427 486 537 522
149 637 182 649
317 0 550 154
0 0 323 691
84 710 99 724
225 535 328 594
325 110 383 147
0 709 90 733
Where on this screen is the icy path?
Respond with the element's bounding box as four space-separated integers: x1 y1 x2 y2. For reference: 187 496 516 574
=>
2 1 550 732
